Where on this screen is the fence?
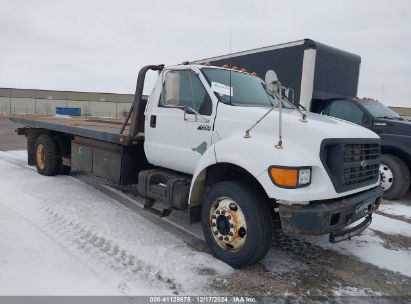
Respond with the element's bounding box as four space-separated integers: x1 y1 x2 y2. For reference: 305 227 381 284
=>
0 99 131 118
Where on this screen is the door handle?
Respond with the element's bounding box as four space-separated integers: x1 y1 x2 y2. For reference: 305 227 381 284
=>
150 115 157 128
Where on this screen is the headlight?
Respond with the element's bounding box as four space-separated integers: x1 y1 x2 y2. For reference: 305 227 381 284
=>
268 166 312 188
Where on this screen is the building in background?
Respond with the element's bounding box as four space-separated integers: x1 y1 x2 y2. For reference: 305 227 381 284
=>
390 106 411 120
1 87 409 120
0 88 134 118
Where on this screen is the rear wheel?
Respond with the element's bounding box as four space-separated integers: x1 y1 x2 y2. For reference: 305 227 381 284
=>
380 154 410 200
201 181 273 268
34 135 60 176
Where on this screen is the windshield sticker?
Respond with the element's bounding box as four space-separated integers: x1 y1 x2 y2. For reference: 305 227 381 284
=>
211 82 233 96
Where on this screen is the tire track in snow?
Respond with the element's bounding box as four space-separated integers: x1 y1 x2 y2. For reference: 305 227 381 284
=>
0 165 179 294
40 206 180 294
76 175 208 253
0 152 208 251
0 153 232 295
375 210 411 225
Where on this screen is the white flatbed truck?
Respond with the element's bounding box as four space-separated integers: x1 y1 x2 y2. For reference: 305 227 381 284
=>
12 63 383 267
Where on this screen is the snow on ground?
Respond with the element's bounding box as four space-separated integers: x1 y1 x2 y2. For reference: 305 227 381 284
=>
0 202 120 295
1 150 411 296
372 213 411 237
379 202 411 221
0 151 232 296
303 214 411 277
261 249 308 276
332 285 382 296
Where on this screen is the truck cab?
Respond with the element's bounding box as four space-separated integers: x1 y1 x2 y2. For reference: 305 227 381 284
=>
323 98 411 199
143 64 383 262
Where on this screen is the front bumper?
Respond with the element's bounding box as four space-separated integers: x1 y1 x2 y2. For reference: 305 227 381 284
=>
278 186 383 238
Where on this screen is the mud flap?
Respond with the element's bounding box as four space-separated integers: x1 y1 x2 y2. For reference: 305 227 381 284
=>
329 215 372 243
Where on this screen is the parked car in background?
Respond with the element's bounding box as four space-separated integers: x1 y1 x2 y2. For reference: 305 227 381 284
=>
323 98 411 199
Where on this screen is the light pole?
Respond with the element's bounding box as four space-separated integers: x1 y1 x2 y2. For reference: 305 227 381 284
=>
9 88 11 114
34 91 37 115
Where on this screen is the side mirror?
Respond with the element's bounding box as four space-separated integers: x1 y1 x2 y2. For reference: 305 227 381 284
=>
265 70 280 95
362 114 372 126
163 71 180 106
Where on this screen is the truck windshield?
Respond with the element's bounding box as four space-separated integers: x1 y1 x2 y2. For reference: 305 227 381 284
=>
358 100 401 120
202 68 293 108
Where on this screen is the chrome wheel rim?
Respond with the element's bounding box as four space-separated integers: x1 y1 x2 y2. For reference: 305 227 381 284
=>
209 197 247 252
380 164 394 190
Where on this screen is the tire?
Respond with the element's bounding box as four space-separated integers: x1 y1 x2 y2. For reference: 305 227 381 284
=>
201 181 273 268
380 154 410 200
34 135 60 176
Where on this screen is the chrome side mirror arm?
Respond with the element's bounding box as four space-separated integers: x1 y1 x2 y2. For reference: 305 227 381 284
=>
184 106 209 123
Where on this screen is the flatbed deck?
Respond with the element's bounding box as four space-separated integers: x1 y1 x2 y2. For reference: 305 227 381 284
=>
10 115 144 145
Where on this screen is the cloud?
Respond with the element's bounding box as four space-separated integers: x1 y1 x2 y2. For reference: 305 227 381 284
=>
0 0 410 106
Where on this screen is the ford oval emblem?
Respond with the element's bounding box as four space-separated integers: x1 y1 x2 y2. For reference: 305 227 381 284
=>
361 160 368 168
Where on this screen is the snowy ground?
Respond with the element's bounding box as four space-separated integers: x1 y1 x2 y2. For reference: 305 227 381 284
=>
0 151 232 296
1 150 411 298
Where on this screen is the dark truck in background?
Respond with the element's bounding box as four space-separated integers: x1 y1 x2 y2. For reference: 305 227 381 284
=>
323 98 411 199
194 39 411 199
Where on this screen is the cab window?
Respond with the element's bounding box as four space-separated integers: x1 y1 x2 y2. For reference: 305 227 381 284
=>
162 70 212 116
328 101 364 125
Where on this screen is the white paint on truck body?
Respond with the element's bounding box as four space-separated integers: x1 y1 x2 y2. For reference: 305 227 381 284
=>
144 65 380 205
144 65 217 174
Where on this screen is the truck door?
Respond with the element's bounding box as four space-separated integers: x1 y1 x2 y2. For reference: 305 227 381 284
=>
145 69 214 174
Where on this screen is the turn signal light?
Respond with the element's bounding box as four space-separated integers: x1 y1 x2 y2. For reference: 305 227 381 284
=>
269 166 311 188
222 64 229 68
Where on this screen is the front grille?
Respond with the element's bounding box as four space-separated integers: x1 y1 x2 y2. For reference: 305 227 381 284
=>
341 143 380 187
321 139 381 193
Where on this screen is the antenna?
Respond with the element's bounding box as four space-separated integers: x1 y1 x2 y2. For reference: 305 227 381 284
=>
229 31 232 105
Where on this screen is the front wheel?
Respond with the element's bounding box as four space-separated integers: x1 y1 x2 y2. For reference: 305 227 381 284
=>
380 154 410 200
201 181 273 268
